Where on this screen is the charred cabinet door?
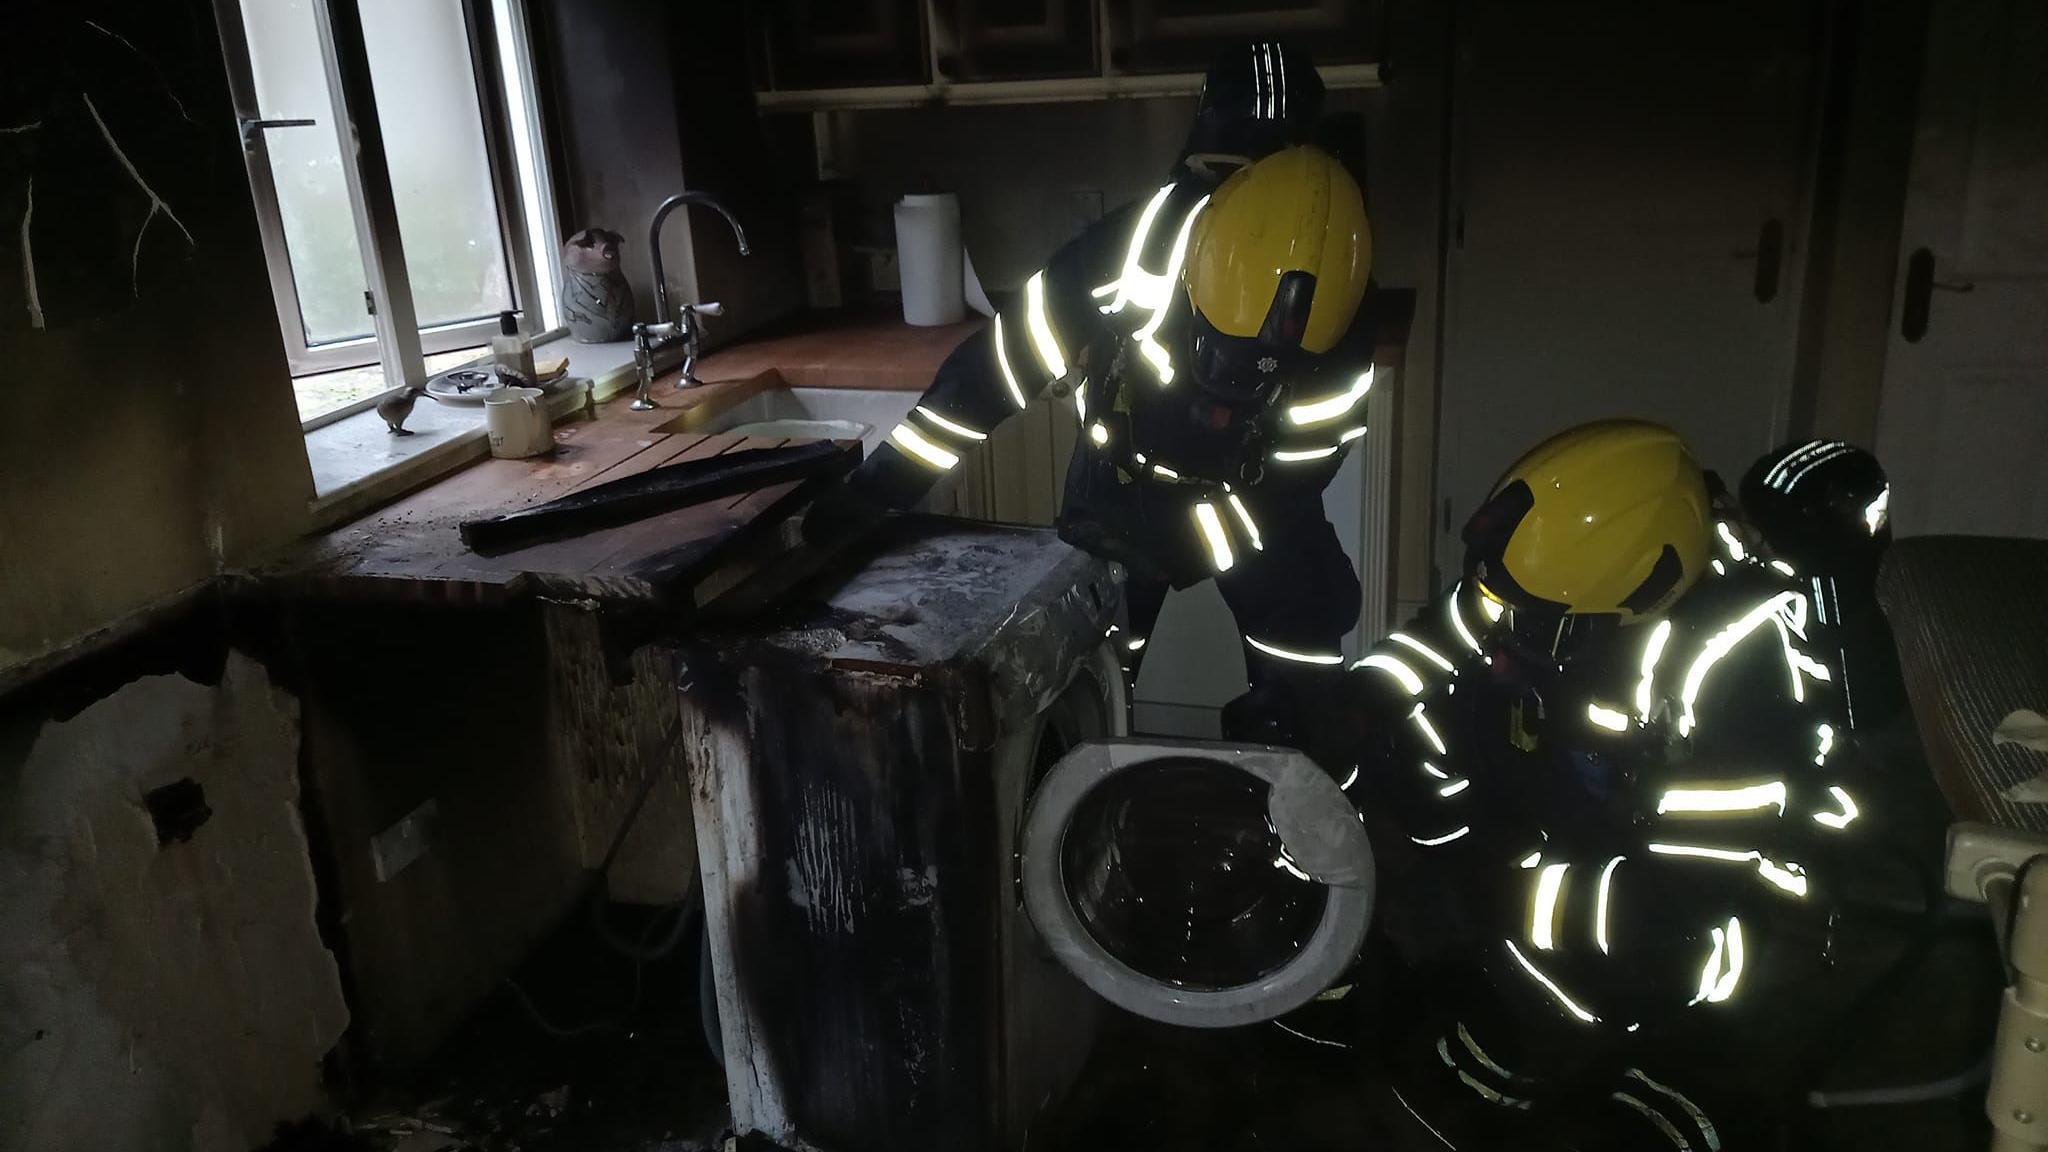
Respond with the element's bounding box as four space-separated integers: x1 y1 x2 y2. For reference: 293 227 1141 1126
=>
749 0 930 90
1110 0 1383 72
1018 738 1374 1026
939 0 1099 80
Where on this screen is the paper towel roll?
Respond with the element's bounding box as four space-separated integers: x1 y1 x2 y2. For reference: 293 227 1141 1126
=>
895 193 966 327
963 247 995 318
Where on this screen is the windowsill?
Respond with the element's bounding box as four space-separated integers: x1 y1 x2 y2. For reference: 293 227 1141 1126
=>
303 333 665 530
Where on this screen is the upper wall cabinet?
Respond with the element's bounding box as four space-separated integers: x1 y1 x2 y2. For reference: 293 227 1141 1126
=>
1110 0 1382 73
746 0 1381 108
942 0 1100 80
748 0 930 90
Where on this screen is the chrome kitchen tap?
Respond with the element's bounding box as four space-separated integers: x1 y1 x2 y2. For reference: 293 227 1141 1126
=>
630 192 752 411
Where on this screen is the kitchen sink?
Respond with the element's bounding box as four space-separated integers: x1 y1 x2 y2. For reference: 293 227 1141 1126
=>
659 385 916 454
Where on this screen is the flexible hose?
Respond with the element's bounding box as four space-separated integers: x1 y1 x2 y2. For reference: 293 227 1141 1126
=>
1789 828 1994 1120
1807 1050 1993 1108
507 762 698 1037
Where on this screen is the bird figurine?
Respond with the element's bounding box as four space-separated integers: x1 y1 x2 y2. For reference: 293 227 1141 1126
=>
560 228 634 343
376 384 429 435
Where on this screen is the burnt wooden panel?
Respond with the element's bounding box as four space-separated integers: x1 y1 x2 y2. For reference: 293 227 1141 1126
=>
460 442 849 554
277 374 857 611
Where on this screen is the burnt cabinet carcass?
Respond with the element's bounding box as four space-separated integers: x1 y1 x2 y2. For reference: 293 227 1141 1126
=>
940 0 1100 79
748 0 930 89
684 518 1124 1152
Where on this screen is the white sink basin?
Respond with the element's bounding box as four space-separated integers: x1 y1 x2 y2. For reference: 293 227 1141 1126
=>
691 387 917 454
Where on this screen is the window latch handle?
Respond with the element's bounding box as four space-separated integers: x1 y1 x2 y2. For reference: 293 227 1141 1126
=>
239 116 316 152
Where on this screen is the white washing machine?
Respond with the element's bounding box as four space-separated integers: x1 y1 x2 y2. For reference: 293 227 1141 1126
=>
685 517 1377 1152
684 518 1126 1152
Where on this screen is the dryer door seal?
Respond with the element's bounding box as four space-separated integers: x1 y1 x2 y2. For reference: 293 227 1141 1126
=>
1019 738 1375 1028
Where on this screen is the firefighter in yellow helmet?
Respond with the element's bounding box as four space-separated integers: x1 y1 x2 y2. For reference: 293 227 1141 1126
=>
1310 420 1892 1149
812 131 1380 741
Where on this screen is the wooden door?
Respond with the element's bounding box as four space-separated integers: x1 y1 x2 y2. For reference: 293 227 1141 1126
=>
941 0 1098 80
1875 0 2048 539
749 0 929 90
1435 0 1822 565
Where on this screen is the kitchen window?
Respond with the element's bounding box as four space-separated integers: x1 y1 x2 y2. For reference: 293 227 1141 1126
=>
216 0 562 426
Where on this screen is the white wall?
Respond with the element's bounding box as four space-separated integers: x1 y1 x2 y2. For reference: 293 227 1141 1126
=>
0 655 348 1151
820 96 1203 290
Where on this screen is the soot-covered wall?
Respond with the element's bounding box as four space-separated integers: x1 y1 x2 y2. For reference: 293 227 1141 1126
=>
0 1 313 676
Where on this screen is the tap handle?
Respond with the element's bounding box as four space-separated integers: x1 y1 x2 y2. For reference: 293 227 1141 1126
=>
682 301 725 318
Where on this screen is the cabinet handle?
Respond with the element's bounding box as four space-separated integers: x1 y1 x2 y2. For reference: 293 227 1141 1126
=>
1751 218 1783 303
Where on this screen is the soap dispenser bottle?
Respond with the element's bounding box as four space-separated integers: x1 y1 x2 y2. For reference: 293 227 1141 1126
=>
491 311 536 387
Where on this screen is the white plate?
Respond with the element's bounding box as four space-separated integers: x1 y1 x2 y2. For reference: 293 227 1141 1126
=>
425 366 573 406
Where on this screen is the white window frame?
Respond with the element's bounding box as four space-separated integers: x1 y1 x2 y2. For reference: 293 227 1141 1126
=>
213 0 564 430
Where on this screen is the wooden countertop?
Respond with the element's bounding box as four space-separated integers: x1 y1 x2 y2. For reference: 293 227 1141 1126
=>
694 316 984 391
273 372 838 606
686 295 1415 391
270 297 1409 606
273 314 983 600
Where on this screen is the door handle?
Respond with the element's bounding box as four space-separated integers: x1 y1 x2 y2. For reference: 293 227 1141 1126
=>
1900 248 1973 343
1900 249 1931 342
238 116 316 152
1751 218 1783 303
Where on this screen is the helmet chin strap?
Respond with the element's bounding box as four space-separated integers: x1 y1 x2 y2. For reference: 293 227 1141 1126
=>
1183 152 1253 180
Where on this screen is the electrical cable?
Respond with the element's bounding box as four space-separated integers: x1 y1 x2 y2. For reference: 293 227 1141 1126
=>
1784 828 1990 1124
1807 1050 1992 1109
504 907 658 1041
586 758 699 961
506 760 702 1038
596 753 670 877
590 884 694 962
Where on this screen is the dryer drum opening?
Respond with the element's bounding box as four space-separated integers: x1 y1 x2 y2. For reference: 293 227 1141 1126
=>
1060 759 1328 991
1019 738 1375 1028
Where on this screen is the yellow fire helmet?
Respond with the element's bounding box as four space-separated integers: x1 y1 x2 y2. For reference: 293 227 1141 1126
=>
1463 421 1712 636
1185 145 1371 362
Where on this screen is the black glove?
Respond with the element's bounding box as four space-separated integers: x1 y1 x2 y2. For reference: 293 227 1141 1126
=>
800 477 889 551
801 443 939 549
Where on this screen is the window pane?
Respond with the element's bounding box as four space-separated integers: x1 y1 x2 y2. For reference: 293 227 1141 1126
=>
292 345 485 424
239 0 374 347
492 0 563 331
359 0 515 330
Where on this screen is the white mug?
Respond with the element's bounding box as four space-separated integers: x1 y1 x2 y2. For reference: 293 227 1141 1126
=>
485 386 552 459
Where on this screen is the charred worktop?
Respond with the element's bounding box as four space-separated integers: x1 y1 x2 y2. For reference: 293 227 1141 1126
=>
271 373 821 610
265 314 982 608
